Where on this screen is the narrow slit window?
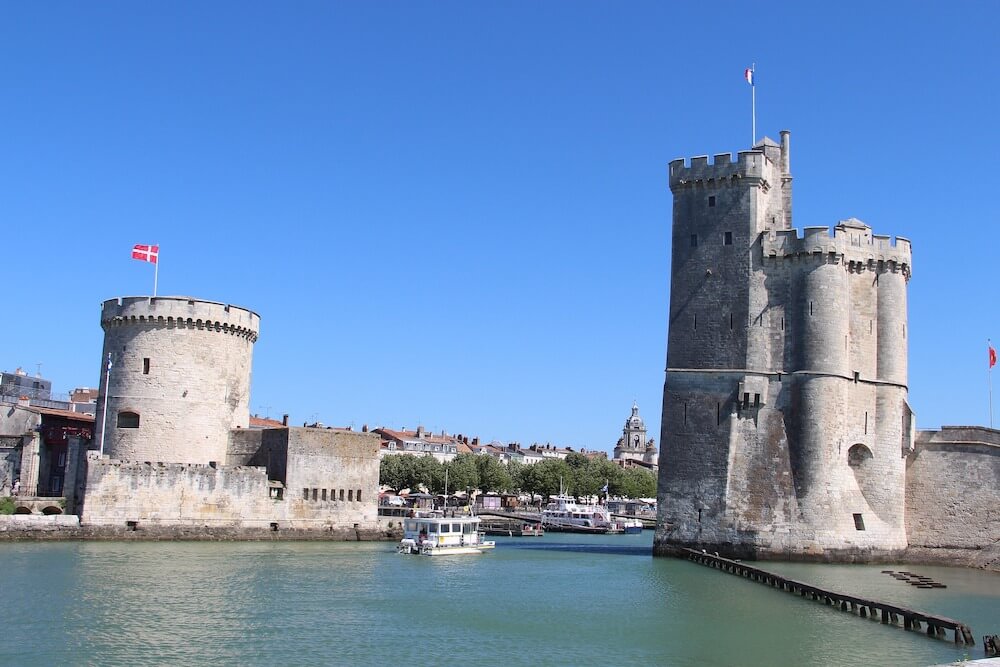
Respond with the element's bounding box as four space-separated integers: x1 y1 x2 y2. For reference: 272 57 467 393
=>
864 412 868 434
730 313 734 330
312 488 318 501
690 234 698 248
853 513 866 531
356 490 362 502
142 358 150 375
303 488 309 500
348 489 354 502
716 403 721 425
683 402 688 425
693 314 697 330
321 489 327 501
339 489 345 501
810 301 814 316
724 231 733 246
708 196 716 207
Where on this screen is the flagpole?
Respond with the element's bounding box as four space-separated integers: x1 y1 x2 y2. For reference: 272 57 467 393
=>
99 352 111 456
153 242 159 297
989 339 994 429
751 63 756 146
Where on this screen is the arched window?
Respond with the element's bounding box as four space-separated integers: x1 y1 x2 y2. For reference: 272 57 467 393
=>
117 411 140 428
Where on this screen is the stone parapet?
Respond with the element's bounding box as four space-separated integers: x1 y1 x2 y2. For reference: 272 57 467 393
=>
762 220 912 279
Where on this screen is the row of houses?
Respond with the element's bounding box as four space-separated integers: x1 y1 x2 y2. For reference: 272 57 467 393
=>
246 419 609 466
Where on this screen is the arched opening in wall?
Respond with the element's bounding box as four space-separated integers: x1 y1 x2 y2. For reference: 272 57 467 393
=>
14 506 32 515
847 443 873 469
117 411 140 428
847 443 878 511
41 505 63 515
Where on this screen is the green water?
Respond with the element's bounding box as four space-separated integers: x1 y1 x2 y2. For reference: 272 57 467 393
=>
2 532 997 666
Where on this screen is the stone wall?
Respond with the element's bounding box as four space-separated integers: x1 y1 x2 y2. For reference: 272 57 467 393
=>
906 427 1000 564
79 427 381 531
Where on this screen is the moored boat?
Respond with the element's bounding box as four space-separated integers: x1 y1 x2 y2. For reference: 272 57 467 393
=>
397 514 496 556
541 494 614 533
620 518 643 534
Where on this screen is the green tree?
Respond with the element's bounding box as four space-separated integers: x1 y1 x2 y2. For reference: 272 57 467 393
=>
436 453 480 495
379 454 410 493
477 455 512 494
531 458 573 498
415 455 443 493
618 467 657 499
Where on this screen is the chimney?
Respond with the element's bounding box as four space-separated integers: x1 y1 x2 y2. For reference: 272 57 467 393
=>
362 424 369 433
282 414 289 427
17 395 30 407
472 437 479 446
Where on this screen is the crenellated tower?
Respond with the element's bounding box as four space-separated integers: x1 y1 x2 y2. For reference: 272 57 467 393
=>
94 296 260 465
655 132 913 560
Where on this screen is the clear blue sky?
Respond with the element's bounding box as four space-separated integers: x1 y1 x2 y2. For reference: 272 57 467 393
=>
3 2 998 452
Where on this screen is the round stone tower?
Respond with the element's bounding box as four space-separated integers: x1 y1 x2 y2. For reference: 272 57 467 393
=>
94 296 260 465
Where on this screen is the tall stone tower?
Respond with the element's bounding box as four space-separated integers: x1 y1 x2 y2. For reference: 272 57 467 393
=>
94 296 260 465
654 132 913 560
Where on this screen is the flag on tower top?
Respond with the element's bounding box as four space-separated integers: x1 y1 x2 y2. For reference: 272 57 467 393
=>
989 343 996 369
132 244 159 264
744 67 754 86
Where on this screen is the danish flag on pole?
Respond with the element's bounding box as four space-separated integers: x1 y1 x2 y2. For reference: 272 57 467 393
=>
132 244 159 264
990 343 996 369
744 67 754 86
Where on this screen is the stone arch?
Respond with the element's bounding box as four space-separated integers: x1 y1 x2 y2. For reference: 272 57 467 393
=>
14 506 32 514
848 443 873 469
41 505 63 515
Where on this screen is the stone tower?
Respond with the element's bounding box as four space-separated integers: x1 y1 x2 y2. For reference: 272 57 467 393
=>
94 296 260 465
615 402 650 464
654 132 913 560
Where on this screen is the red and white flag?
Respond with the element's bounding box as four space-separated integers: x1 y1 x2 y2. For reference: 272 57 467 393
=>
989 343 996 369
744 67 754 86
132 244 159 264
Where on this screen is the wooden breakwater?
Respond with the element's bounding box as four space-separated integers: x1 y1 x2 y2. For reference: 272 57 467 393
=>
680 548 975 646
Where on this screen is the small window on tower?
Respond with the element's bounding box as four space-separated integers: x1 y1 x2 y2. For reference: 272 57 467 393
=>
690 234 698 248
117 411 140 428
724 231 733 246
708 196 716 207
143 358 150 375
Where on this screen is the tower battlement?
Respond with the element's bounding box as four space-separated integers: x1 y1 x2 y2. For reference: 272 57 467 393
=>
668 150 778 191
762 219 912 277
101 296 260 342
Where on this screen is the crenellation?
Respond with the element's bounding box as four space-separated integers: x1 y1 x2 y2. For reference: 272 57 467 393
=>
669 149 778 191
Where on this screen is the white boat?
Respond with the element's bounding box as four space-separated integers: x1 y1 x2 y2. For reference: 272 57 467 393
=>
620 518 644 534
541 494 614 533
397 514 496 556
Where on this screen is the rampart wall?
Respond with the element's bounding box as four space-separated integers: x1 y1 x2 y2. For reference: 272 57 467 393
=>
80 428 381 531
905 427 1000 570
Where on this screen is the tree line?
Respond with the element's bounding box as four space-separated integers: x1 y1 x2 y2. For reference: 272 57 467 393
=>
379 452 656 500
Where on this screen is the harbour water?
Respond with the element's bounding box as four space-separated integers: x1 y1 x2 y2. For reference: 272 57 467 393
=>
3 532 997 666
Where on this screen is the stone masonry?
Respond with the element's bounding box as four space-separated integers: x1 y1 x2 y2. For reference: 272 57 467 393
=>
654 132 915 560
95 296 259 465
